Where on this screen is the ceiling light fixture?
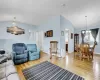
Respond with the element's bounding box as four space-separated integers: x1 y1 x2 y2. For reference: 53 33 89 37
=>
61 4 66 7
7 17 25 35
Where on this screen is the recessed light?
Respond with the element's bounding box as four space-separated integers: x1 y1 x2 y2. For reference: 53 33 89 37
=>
61 4 66 7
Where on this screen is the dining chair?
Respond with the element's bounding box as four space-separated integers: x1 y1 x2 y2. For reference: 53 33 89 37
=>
50 41 58 59
89 42 96 60
74 44 81 59
80 43 90 61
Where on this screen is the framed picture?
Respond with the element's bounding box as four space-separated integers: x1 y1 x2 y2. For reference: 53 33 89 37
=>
47 30 53 37
61 31 64 36
45 30 53 37
71 33 73 39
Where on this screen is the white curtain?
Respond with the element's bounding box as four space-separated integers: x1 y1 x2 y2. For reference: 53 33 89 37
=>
29 31 44 50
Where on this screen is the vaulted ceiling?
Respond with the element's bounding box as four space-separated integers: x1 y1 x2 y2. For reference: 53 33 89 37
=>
0 0 100 28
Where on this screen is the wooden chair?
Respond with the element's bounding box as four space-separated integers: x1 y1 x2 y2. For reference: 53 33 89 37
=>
80 43 90 61
50 41 58 59
74 44 81 59
76 44 80 52
89 42 96 60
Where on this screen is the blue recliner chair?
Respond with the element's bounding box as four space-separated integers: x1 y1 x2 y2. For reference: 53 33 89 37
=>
27 44 40 61
12 43 28 64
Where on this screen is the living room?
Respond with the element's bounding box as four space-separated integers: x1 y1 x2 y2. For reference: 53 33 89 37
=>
0 0 100 80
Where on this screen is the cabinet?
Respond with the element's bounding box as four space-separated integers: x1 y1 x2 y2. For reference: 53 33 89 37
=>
74 34 79 52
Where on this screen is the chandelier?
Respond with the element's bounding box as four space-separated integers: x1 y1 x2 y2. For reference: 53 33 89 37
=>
7 17 25 35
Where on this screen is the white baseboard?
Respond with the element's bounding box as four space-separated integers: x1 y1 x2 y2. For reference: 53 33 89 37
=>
94 52 100 55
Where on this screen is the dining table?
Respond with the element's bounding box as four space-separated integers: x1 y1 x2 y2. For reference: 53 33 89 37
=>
74 43 95 60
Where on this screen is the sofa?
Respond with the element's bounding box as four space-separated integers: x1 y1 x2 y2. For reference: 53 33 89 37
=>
12 43 28 65
0 60 20 80
27 44 40 61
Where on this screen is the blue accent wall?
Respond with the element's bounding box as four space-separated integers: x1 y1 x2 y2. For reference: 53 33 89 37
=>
0 21 37 52
60 16 74 53
38 15 74 56
38 16 61 53
0 16 75 56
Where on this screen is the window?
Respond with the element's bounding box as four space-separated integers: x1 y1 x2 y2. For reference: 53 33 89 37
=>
84 30 99 44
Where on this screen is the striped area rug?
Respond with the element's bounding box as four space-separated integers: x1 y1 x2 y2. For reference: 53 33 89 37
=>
23 61 84 80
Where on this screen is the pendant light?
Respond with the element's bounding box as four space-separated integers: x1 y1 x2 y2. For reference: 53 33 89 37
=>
85 16 90 42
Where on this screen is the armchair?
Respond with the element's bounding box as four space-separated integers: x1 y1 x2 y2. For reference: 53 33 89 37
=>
12 43 28 64
27 44 40 61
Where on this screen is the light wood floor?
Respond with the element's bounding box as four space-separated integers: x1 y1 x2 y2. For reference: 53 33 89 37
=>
15 52 100 80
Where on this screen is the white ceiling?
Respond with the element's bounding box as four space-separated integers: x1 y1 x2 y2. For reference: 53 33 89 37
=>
0 0 100 28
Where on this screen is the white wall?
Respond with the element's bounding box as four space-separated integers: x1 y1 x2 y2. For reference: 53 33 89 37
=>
0 21 38 52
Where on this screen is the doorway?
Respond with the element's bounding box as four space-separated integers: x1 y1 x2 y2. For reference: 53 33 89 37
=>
29 30 44 50
65 29 69 54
